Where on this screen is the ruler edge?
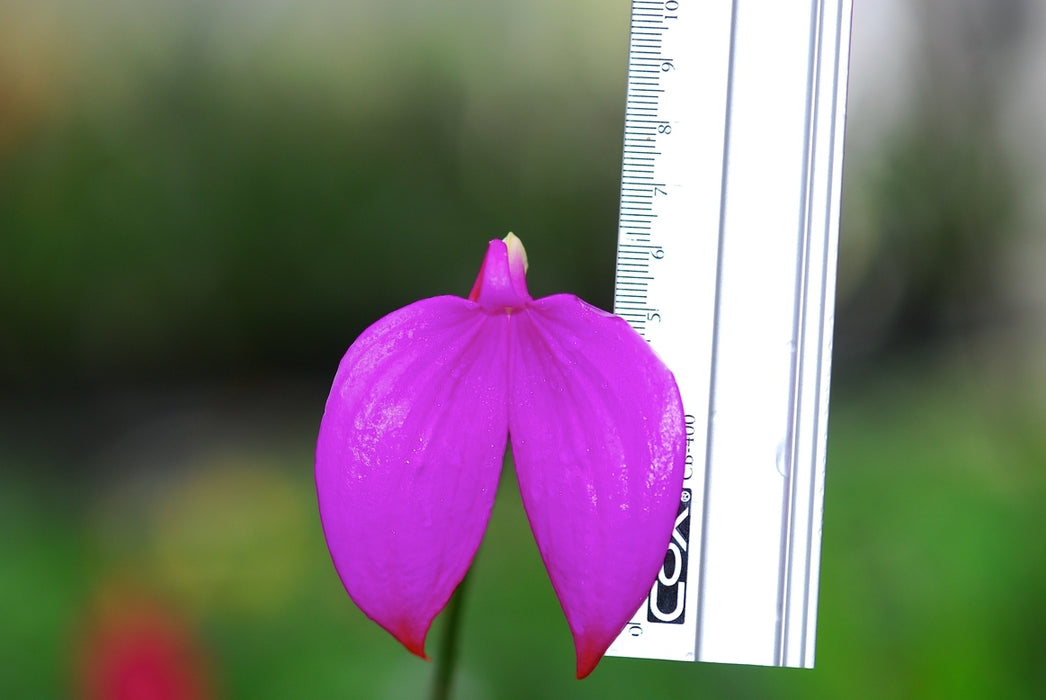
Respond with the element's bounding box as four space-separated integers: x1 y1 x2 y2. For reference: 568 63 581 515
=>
779 0 855 669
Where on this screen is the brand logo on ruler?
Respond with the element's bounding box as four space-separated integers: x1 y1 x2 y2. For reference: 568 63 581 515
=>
647 487 691 624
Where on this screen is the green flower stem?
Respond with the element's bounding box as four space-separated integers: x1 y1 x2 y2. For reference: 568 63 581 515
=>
430 570 471 700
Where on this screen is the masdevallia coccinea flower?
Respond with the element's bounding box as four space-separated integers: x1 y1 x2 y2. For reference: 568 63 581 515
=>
316 233 685 678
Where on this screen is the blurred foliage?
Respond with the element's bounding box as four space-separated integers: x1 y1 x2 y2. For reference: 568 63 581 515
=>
3 366 1045 698
835 118 1019 364
2 0 1045 698
833 0 1037 368
0 0 626 390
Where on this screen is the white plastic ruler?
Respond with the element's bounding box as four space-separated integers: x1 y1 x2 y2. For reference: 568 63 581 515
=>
607 0 853 668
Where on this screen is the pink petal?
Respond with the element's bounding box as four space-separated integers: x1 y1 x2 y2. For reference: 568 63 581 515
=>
507 295 686 678
316 296 510 657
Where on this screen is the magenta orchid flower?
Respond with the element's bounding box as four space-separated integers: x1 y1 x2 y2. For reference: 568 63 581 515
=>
315 233 685 678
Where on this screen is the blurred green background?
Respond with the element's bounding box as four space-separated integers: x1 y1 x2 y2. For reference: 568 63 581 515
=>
2 0 1045 697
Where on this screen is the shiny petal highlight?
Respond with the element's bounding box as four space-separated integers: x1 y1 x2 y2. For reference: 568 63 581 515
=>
507 294 686 678
316 296 510 657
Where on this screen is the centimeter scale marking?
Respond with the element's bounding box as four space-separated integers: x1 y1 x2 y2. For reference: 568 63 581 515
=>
607 0 853 668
